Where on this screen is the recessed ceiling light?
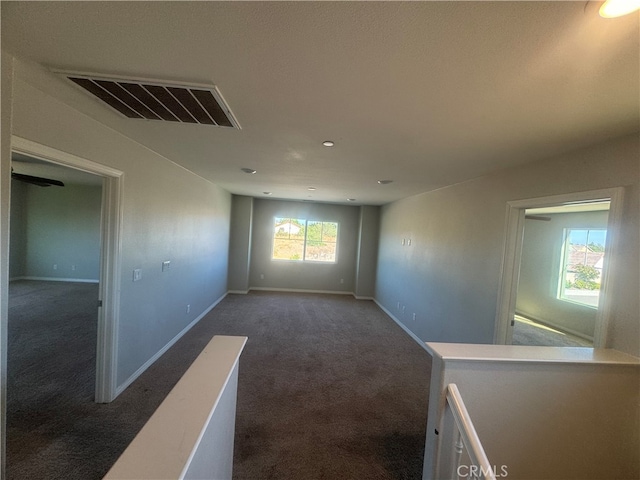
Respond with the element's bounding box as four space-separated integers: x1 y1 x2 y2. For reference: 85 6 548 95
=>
600 0 640 18
322 140 335 147
377 180 393 185
347 198 356 202
241 167 256 174
308 187 317 191
263 191 272 195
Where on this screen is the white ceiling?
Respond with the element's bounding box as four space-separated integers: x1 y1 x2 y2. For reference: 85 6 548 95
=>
2 1 638 205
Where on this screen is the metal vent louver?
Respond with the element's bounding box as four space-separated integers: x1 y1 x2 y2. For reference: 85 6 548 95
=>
62 72 240 129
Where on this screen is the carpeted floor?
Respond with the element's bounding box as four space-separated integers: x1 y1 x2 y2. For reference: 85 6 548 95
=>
6 282 432 480
512 315 593 347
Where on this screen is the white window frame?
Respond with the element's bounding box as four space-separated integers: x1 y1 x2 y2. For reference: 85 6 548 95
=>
271 218 339 263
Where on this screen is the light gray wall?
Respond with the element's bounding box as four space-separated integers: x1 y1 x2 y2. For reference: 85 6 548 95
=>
227 195 253 293
6 56 233 389
10 182 102 281
355 205 380 298
423 345 639 480
376 134 639 356
516 210 609 339
249 199 359 292
1 48 15 479
8 179 26 279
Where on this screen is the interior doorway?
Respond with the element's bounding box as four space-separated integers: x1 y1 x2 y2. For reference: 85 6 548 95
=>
494 188 624 348
512 201 611 346
9 136 123 402
9 151 104 399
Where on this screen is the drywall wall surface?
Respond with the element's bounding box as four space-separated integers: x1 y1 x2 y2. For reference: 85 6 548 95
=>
355 205 380 298
20 183 102 281
8 180 27 279
9 60 232 389
423 344 640 480
1 48 14 480
249 199 359 292
517 210 608 338
228 195 253 292
377 134 640 355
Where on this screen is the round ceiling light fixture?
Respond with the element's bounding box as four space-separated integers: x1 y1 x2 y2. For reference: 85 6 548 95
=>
599 0 640 17
308 187 317 191
263 191 272 196
377 179 393 185
347 198 356 202
322 140 335 147
241 167 257 174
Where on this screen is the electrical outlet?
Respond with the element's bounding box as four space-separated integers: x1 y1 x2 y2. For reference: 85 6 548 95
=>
401 238 405 246
408 239 412 246
340 278 344 284
402 305 406 314
260 274 265 280
133 268 142 282
186 304 191 314
53 264 58 270
71 265 76 271
412 313 416 321
162 260 171 272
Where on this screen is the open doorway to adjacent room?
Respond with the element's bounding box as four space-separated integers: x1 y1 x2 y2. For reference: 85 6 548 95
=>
5 138 124 478
512 201 610 346
8 152 103 387
8 137 123 402
495 188 624 348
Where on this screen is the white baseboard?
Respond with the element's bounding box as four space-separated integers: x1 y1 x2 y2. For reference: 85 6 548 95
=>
11 276 99 283
374 299 430 353
231 288 371 300
353 295 374 300
115 291 228 397
249 287 354 295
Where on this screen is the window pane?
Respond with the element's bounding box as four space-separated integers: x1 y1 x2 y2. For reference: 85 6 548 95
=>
273 218 305 261
274 218 305 239
272 217 338 263
560 228 606 308
304 241 336 262
306 221 322 243
321 222 338 242
305 221 337 262
272 238 304 261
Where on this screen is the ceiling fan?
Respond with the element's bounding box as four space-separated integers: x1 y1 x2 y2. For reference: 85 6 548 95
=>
11 169 65 187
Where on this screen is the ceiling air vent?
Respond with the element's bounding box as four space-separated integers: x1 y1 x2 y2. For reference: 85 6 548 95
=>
61 72 240 129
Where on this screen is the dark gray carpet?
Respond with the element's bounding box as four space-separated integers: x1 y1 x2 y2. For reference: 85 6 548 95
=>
7 282 432 480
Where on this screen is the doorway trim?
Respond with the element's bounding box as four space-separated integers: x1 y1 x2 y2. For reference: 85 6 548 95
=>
11 136 123 402
494 187 624 348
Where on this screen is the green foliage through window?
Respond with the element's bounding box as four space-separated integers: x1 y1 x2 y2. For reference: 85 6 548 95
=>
272 218 338 262
559 228 606 308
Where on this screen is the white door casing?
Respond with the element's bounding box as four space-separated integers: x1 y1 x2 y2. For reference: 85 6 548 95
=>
10 136 123 402
494 187 624 348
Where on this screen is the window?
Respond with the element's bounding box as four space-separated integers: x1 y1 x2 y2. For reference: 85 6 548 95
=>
559 228 607 308
272 218 338 262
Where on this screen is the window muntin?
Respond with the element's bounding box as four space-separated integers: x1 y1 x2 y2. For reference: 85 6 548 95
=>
559 228 606 308
272 218 338 262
